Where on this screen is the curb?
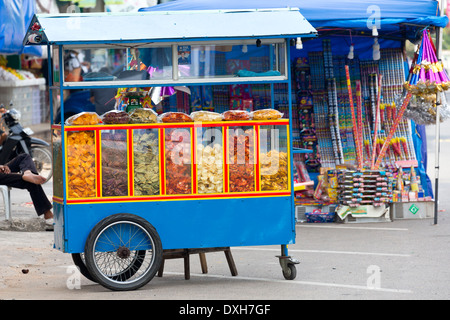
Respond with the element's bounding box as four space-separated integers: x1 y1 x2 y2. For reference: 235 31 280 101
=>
0 218 49 232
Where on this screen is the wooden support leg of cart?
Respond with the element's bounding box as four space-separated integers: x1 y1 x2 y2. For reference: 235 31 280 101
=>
158 247 238 280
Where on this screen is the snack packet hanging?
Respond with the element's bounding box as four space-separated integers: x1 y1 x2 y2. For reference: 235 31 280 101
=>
66 112 102 125
101 110 130 124
251 109 284 120
159 111 193 123
222 110 251 121
190 111 223 122
128 108 158 124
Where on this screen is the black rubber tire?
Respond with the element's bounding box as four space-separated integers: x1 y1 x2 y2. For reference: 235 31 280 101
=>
71 253 97 283
282 263 297 280
84 213 163 291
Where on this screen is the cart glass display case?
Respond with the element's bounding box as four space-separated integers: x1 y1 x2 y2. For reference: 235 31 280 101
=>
57 121 291 201
60 39 288 87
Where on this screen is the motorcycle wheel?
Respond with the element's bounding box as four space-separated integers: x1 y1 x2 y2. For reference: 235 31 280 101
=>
31 146 53 183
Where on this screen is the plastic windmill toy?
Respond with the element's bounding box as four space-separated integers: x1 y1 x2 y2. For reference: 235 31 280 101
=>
405 29 450 95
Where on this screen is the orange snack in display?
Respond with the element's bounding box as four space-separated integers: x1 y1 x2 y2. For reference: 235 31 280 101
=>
160 112 193 123
223 110 251 121
228 128 255 192
66 131 96 198
66 112 102 125
165 128 192 194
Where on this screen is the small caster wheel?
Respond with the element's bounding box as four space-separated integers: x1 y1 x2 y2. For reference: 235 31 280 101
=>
282 263 297 280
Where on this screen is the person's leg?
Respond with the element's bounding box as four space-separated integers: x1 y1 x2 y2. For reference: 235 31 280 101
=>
6 154 46 184
6 153 37 173
0 166 52 218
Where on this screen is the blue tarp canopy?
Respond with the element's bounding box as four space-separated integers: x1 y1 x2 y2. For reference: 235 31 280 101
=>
140 0 448 40
0 0 41 56
142 0 440 198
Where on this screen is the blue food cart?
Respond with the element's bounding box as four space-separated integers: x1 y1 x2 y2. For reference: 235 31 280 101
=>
24 8 317 291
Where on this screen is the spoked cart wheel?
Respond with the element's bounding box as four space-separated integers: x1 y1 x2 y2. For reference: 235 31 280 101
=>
84 213 163 291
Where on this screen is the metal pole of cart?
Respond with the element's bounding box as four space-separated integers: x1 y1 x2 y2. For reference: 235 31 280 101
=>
434 0 444 225
287 38 295 252
58 45 68 213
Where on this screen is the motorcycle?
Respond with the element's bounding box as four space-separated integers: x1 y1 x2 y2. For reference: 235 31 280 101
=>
0 102 53 182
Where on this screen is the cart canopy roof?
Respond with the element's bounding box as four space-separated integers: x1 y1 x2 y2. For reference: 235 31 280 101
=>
23 8 317 46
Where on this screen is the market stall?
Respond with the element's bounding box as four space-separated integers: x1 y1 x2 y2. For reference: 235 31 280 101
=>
142 0 449 224
0 0 46 128
23 8 317 291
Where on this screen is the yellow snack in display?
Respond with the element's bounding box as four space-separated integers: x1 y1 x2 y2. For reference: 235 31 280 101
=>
260 150 288 191
251 109 283 120
190 111 223 122
66 131 96 198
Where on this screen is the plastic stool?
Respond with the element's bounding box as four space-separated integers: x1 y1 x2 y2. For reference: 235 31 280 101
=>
0 186 12 220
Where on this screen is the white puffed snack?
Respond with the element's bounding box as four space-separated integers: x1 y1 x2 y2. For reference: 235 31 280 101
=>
197 143 224 194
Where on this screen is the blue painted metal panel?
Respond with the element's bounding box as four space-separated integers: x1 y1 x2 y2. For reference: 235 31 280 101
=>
58 196 294 253
53 202 65 252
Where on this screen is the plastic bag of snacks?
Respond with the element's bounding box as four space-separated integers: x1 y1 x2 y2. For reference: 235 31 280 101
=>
66 112 102 125
159 112 193 123
101 110 130 124
222 110 251 121
190 111 223 122
128 108 158 124
251 109 284 120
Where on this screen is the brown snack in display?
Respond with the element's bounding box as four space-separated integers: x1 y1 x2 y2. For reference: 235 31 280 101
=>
251 109 284 120
222 110 251 121
128 108 158 124
66 112 102 125
101 131 128 196
102 110 130 124
160 112 193 123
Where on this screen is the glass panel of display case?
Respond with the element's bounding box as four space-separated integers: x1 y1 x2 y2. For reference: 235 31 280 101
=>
62 46 173 84
66 130 96 198
165 128 192 195
52 128 63 198
133 129 160 196
178 40 286 80
259 125 289 191
52 46 61 86
227 126 255 192
196 126 224 194
101 130 128 197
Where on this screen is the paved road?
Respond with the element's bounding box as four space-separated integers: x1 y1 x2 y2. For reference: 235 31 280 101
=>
0 113 449 301
0 213 449 300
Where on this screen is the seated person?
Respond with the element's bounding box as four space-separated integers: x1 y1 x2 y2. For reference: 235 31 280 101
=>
0 153 53 230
